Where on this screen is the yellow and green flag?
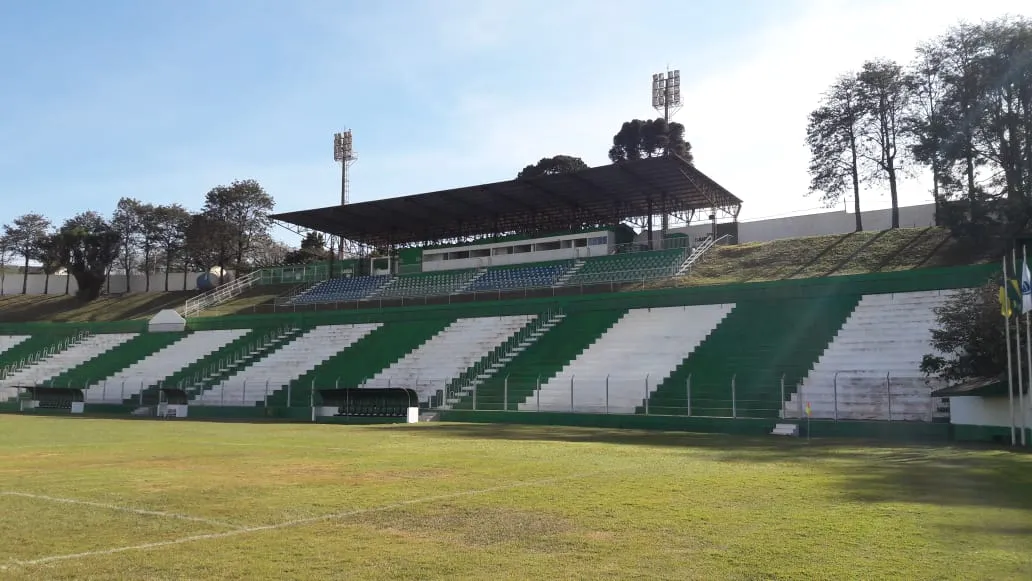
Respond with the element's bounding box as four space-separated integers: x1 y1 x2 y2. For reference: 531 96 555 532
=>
1001 278 1021 317
805 402 812 417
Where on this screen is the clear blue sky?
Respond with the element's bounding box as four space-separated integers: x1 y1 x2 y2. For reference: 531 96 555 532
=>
1 0 1026 244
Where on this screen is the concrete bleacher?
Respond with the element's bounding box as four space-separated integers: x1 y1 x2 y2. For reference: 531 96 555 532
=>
787 290 956 421
0 335 30 356
196 323 382 406
647 295 862 418
0 333 137 391
450 309 627 411
520 305 733 413
362 315 536 402
83 329 249 402
278 318 456 407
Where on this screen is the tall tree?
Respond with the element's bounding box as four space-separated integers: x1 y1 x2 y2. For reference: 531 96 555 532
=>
111 197 143 292
152 204 192 291
53 212 120 300
857 59 911 228
608 118 693 163
906 45 951 225
33 234 64 295
245 232 291 269
516 155 589 179
806 73 866 231
2 213 52 294
136 203 160 291
0 234 14 295
201 179 275 279
283 231 330 265
184 211 226 277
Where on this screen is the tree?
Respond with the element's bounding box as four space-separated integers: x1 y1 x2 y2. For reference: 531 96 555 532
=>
905 18 1032 240
806 73 866 231
111 197 143 292
2 213 52 294
283 232 330 265
857 59 911 229
136 203 160 291
201 179 275 279
608 118 693 163
921 280 1023 383
517 155 589 179
245 232 291 269
0 234 14 295
33 233 64 295
53 212 120 300
152 204 192 291
906 47 951 226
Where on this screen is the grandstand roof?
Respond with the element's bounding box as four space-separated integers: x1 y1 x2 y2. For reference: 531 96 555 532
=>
272 155 742 247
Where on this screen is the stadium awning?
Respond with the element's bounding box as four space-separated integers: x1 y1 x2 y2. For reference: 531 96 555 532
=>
272 155 742 247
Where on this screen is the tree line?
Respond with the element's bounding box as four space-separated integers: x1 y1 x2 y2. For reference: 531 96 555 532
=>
516 117 692 179
806 16 1032 237
0 180 279 300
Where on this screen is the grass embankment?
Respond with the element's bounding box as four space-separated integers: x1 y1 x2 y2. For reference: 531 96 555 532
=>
0 292 194 323
0 417 1030 580
653 226 996 289
0 284 294 323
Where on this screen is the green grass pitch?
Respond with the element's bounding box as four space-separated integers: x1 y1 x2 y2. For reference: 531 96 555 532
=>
1 416 1030 580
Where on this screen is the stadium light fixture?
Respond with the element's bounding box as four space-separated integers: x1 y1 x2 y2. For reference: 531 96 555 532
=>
651 69 682 121
333 130 358 206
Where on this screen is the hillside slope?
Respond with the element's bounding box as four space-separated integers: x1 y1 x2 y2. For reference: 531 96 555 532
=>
653 227 995 288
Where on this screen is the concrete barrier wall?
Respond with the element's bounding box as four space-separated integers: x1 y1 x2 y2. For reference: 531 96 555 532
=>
0 272 205 296
659 203 936 244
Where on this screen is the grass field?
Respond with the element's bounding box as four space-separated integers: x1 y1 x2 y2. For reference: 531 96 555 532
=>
1 417 1031 580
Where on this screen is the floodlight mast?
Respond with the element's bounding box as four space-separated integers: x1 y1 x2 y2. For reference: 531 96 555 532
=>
333 130 358 205
330 130 359 273
651 69 682 122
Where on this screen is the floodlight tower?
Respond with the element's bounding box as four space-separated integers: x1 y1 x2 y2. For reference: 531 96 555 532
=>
333 130 358 205
651 69 682 122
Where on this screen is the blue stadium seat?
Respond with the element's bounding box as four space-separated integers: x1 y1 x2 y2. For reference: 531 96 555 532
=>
467 263 570 291
291 275 390 304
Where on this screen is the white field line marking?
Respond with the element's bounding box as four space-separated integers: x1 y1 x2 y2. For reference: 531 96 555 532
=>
0 492 240 530
9 467 624 568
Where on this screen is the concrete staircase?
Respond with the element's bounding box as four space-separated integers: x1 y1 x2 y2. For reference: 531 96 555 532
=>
555 260 585 286
441 311 566 408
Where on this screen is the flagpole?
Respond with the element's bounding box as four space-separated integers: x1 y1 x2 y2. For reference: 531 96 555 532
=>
1014 247 1026 446
1004 255 1016 446
1019 243 1027 447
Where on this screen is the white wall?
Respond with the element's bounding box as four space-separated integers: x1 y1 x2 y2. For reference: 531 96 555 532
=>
0 272 205 296
949 395 1026 428
663 203 937 245
422 230 612 272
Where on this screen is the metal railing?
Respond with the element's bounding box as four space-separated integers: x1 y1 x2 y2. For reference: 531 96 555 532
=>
0 330 91 380
180 270 262 318
253 264 688 315
2 369 947 424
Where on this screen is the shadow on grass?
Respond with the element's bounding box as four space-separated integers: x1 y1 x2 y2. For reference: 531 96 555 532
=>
0 291 196 322
414 422 1032 511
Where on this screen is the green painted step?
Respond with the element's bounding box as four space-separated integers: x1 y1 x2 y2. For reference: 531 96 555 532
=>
277 317 456 407
187 327 308 403
440 313 552 406
643 295 862 418
44 332 185 389
0 333 84 374
452 308 628 411
131 326 276 405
